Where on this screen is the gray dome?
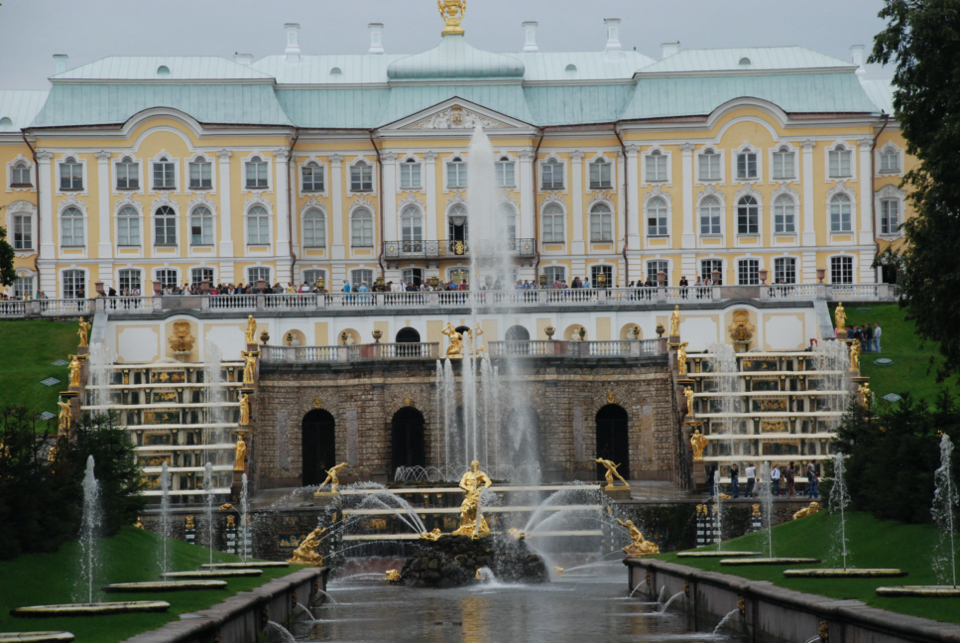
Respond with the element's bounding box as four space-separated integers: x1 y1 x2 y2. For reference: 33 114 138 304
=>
388 35 525 81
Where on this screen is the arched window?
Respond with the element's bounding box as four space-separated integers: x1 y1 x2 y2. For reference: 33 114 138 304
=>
830 194 852 231
350 160 373 192
590 158 611 189
737 196 759 235
699 195 721 235
247 205 270 244
117 206 140 246
153 155 175 189
541 158 564 190
773 194 796 233
447 156 467 189
499 203 517 240
330 67 342 76
590 203 612 242
59 156 82 191
400 158 421 190
646 196 668 236
495 156 515 187
190 206 213 245
646 149 667 182
154 206 176 245
699 148 720 181
542 203 564 243
245 155 268 189
303 208 326 247
505 325 530 341
596 405 629 479
61 207 84 247
156 65 171 75
391 407 426 475
351 207 374 247
565 63 578 73
880 148 899 173
116 157 138 190
829 145 852 178
400 205 422 242
739 57 752 66
11 161 31 187
448 204 468 241
301 161 324 192
396 327 421 343
302 409 336 486
772 145 795 180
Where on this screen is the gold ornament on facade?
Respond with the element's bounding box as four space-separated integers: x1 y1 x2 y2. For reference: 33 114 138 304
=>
185 516 195 530
77 318 91 348
239 393 251 426
676 342 689 376
669 305 681 337
616 518 660 557
696 504 707 517
442 323 464 359
234 434 247 471
438 0 467 36
403 397 413 408
606 391 615 405
226 515 236 528
793 502 820 520
314 462 350 496
728 309 755 342
313 397 323 409
690 430 708 461
453 240 465 255
452 460 492 538
684 386 695 418
169 321 195 353
286 527 327 566
220 503 234 511
596 458 629 491
244 316 258 345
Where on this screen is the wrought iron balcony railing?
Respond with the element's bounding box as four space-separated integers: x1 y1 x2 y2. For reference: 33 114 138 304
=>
384 238 536 259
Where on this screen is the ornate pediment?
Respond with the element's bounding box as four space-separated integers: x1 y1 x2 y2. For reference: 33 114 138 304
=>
406 104 510 130
188 192 216 212
115 193 142 214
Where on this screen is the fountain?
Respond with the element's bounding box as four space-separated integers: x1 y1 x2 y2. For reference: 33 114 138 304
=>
158 462 171 576
678 470 760 559
713 608 742 635
204 462 216 565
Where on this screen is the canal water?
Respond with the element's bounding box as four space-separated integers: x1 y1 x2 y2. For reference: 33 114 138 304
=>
290 560 743 642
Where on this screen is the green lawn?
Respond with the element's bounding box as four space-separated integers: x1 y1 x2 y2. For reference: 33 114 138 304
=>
830 303 959 404
0 320 81 421
656 511 960 625
0 527 306 642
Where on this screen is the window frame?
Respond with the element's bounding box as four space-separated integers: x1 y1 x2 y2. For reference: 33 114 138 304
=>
737 258 761 285
830 255 854 285
151 155 177 191
698 194 722 236
246 267 270 287
541 202 565 244
12 212 33 250
735 149 759 181
245 155 269 191
876 144 902 176
351 269 374 290
880 198 901 236
829 193 853 232
62 269 86 299
117 269 142 295
246 205 271 246
540 158 565 191
349 159 374 193
589 202 613 242
736 195 760 236
58 156 84 192
116 157 140 191
645 196 669 237
302 207 327 248
400 204 423 242
153 205 178 247
193 267 216 286
697 148 721 182
771 145 797 181
543 265 566 286
399 158 422 191
773 257 797 285
826 143 854 180
350 207 374 248
156 268 179 289
188 157 213 190
189 206 214 246
644 149 669 184
772 193 797 234
117 205 141 247
646 260 669 285
495 156 516 188
701 259 724 285
10 160 32 188
446 156 467 190
590 264 614 288
589 158 612 190
60 206 85 248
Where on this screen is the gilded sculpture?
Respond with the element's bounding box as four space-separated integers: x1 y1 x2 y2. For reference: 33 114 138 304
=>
220 503 234 511
676 342 689 376
242 351 257 385
669 306 681 337
244 315 258 345
418 528 442 541
185 516 195 530
684 386 695 417
168 321 195 353
690 429 708 461
728 309 755 343
507 528 526 540
286 527 327 566
133 517 144 529
239 394 251 426
57 399 72 434
859 382 872 406
314 462 350 496
437 0 467 36
849 340 861 372
834 302 846 335
442 323 464 359
596 457 629 490
226 515 236 528
234 434 247 471
452 460 492 538
793 502 820 520
68 355 82 387
616 519 660 557
385 570 401 582
469 323 484 357
553 566 565 577
751 504 761 518
77 318 91 348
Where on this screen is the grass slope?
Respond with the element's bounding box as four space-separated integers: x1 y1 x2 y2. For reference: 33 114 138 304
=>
0 527 304 642
656 511 959 625
829 303 959 403
0 320 79 420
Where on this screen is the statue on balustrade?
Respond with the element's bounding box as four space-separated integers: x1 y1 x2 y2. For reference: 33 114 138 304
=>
442 323 464 359
669 306 681 337
244 315 258 345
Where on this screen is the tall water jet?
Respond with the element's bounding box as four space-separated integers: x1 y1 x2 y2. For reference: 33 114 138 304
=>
203 344 226 486
933 434 958 587
830 452 851 569
240 473 250 560
159 462 172 575
442 358 457 478
467 123 513 292
712 469 725 550
708 343 742 462
759 461 774 558
87 343 115 411
203 462 216 566
76 455 101 604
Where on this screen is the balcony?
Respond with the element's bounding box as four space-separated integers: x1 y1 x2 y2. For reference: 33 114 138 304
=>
383 238 536 261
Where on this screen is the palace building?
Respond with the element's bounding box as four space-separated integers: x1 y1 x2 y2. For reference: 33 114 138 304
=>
0 6 904 300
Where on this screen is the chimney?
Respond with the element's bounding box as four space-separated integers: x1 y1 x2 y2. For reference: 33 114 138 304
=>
661 42 680 59
850 44 866 76
368 23 384 54
522 21 539 52
53 54 69 75
234 53 254 65
284 23 301 63
604 18 622 53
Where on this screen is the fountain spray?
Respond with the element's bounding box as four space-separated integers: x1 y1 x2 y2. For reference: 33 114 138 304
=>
203 462 215 566
830 452 851 569
159 461 171 575
712 469 724 550
933 434 958 587
76 455 101 604
240 473 250 560
760 461 774 558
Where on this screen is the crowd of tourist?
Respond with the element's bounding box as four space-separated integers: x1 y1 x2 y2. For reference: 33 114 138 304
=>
710 461 821 500
839 322 883 353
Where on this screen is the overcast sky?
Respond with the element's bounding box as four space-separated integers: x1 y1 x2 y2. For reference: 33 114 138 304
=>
0 0 891 89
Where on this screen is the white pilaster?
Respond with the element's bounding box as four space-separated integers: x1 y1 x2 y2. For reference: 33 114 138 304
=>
217 150 234 282
625 144 641 250
274 149 291 285
801 140 816 248
570 150 584 255
382 152 398 243
95 151 113 263
424 152 438 240
330 154 345 260
518 150 535 241
858 138 875 246
36 151 56 294
680 143 695 248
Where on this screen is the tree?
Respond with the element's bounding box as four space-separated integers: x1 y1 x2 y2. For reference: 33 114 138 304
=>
870 1 960 380
0 225 15 287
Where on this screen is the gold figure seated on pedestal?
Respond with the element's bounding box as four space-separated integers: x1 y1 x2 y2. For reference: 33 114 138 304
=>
617 519 660 558
690 429 708 461
287 527 327 566
314 462 350 496
419 528 442 541
451 460 492 539
385 569 401 583
596 457 630 491
442 323 464 359
793 502 820 520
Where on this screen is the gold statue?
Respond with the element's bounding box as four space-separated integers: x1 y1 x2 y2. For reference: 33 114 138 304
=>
553 566 565 577
314 462 350 496
676 342 689 376
47 440 59 464
690 430 708 461
168 321 195 353
418 528 443 541
860 382 872 406
244 315 258 345
728 309 756 343
226 515 236 528
57 399 72 434
77 318 91 348
793 502 820 520
452 460 492 538
834 302 846 336
596 457 629 490
669 305 681 337
751 504 761 518
68 355 82 387
475 568 485 581
849 340 861 372
438 0 467 36
286 527 327 566
469 323 484 357
683 386 695 417
220 503 234 511
385 569 401 582
239 394 251 426
133 517 144 529
242 351 257 385
507 528 526 540
234 434 247 471
185 516 195 530
616 519 660 557
442 323 464 359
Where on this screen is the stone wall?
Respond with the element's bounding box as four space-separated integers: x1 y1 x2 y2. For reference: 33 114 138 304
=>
251 355 677 490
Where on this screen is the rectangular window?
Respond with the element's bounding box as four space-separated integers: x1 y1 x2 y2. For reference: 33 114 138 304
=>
772 151 795 179
352 269 373 290
63 270 85 299
447 161 467 188
698 153 720 181
400 162 421 190
118 269 141 295
737 152 758 180
11 164 31 186
591 265 613 288
831 256 853 284
118 213 140 246
350 163 373 192
13 214 32 250
880 151 899 172
303 269 326 288
496 160 516 187
541 162 564 190
646 154 667 182
117 161 139 189
157 269 178 288
701 259 723 284
590 212 612 242
247 267 270 286
544 266 566 286
881 200 900 234
542 210 564 243
153 160 176 189
301 164 324 192
192 268 215 286
589 161 612 189
774 198 796 233
647 260 669 285
60 162 83 191
774 258 797 284
829 149 852 178
189 161 212 189
738 259 760 285
154 212 176 245
647 213 668 236
246 159 268 189
13 276 33 299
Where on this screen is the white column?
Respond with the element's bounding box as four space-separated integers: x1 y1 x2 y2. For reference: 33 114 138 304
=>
274 149 291 285
801 140 816 248
680 143 695 248
95 151 113 262
570 151 584 255
518 150 535 241
616 150 625 256
424 152 438 240
330 154 345 260
217 150 235 283
625 145 641 250
382 152 398 243
858 138 875 246
37 151 56 294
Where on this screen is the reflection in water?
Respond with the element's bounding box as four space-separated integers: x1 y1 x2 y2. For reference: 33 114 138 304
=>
293 561 743 643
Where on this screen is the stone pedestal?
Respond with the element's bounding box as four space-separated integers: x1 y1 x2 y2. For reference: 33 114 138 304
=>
603 486 631 500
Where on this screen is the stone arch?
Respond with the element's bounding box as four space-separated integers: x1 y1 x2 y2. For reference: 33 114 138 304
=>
391 407 426 476
619 324 643 340
302 409 336 486
337 328 360 345
504 325 530 341
396 327 421 343
596 404 629 479
563 324 587 341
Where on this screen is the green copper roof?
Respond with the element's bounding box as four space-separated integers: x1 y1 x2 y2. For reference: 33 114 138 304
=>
387 35 525 80
524 85 636 126
0 90 50 130
639 47 854 74
859 79 894 115
275 89 390 128
52 56 273 81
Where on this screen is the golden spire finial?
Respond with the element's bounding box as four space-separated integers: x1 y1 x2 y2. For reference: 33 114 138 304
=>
438 0 467 36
